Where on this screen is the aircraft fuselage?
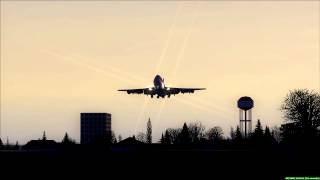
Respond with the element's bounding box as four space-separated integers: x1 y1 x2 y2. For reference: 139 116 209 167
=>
152 75 167 98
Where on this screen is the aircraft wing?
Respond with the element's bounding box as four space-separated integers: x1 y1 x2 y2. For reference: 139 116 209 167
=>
167 87 206 95
118 88 154 95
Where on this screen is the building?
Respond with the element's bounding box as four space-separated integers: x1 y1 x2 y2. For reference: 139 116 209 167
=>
80 113 111 144
280 122 300 139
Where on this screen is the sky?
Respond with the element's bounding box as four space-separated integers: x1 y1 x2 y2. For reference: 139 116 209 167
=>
1 1 319 144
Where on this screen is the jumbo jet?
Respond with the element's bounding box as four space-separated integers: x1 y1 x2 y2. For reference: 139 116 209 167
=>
118 75 205 98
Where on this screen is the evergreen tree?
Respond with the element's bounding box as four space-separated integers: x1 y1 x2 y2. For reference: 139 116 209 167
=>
62 132 75 144
0 138 3 148
160 133 165 144
254 120 264 137
230 127 235 140
164 130 171 144
252 119 264 144
234 126 242 142
42 131 47 141
179 122 191 144
15 141 19 150
146 118 152 144
264 126 275 145
6 137 10 149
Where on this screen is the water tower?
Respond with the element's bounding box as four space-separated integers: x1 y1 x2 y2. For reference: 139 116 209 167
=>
237 96 254 138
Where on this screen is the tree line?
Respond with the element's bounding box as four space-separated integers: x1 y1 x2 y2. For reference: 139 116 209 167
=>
0 88 319 149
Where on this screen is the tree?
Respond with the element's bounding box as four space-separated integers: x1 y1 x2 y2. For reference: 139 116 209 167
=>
166 128 181 144
42 131 47 141
111 131 117 144
206 126 224 143
264 126 275 145
6 137 10 147
164 130 172 144
160 133 165 144
188 122 205 143
252 119 264 143
230 127 236 140
118 135 122 142
271 126 281 143
136 132 146 143
0 138 3 148
179 123 191 144
281 89 320 139
146 118 152 144
62 132 76 145
234 126 242 142
15 141 19 150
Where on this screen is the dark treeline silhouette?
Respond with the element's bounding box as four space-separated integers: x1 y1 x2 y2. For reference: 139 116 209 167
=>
280 89 320 144
0 89 319 178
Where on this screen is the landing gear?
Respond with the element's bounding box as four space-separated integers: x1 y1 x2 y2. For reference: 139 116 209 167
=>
151 95 153 98
157 96 160 98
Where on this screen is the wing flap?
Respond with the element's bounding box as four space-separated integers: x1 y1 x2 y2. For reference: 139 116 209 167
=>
167 88 205 94
118 88 155 95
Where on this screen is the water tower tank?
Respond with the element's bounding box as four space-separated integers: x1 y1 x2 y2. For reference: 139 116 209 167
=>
237 96 254 110
237 96 254 138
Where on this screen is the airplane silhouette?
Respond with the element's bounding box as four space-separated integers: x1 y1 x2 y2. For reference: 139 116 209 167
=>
118 75 205 98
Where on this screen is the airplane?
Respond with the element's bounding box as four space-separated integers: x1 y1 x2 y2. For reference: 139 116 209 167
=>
118 75 205 98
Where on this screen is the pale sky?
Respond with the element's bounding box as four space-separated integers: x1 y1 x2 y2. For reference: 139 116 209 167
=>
1 1 319 144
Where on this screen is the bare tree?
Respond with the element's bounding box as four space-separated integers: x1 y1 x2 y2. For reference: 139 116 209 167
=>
166 128 181 144
136 132 146 143
281 89 320 138
188 122 205 143
206 126 224 142
111 131 117 144
118 135 122 142
271 126 281 143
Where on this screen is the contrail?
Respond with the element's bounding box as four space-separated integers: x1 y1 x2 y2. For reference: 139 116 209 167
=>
172 2 200 83
137 2 182 133
174 97 230 121
155 2 200 126
154 2 182 75
70 54 148 85
184 96 233 115
154 99 167 131
134 95 150 134
41 50 138 85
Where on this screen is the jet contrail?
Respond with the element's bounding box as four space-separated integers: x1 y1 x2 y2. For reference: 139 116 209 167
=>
70 54 148 85
174 97 230 121
138 2 182 133
184 96 233 115
134 95 150 134
172 2 200 83
154 2 182 75
158 3 199 124
41 50 138 85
